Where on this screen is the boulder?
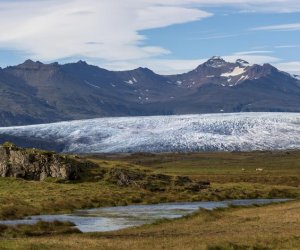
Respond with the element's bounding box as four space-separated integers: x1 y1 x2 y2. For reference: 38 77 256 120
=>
106 167 210 192
174 176 192 186
0 143 83 181
107 168 146 187
185 181 210 192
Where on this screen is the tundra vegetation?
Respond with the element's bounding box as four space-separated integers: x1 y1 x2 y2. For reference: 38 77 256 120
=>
0 147 299 249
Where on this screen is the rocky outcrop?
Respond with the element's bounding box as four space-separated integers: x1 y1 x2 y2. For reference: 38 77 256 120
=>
106 168 210 192
107 168 146 187
185 181 211 192
0 143 87 181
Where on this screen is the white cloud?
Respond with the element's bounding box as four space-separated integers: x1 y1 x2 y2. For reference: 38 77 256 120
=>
154 0 300 13
0 0 211 62
275 62 300 75
252 23 300 31
274 45 300 49
0 0 299 71
102 59 206 75
235 50 274 55
187 34 237 40
223 55 281 65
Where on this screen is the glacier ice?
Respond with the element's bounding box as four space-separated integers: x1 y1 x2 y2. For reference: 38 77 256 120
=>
0 112 299 153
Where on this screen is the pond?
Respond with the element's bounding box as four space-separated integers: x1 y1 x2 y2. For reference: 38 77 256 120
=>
0 199 289 232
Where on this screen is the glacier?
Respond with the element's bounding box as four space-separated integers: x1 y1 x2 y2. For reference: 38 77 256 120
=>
0 112 300 153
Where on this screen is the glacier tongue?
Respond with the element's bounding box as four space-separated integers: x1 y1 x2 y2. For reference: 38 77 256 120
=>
0 113 299 153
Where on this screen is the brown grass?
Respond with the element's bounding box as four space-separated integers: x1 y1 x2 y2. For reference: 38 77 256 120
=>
0 151 299 249
0 200 299 249
2 150 300 220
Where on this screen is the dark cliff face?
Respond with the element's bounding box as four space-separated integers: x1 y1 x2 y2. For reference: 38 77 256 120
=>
0 143 87 181
0 57 299 126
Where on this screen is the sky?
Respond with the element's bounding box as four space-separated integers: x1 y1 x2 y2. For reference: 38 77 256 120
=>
0 0 299 75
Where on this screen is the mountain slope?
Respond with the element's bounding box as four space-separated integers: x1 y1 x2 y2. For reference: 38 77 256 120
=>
0 68 61 126
0 57 299 126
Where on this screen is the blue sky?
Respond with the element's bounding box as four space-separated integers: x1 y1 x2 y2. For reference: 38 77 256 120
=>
0 0 299 74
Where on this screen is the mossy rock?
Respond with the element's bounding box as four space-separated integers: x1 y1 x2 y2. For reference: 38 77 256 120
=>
2 142 18 150
107 168 146 187
175 176 192 186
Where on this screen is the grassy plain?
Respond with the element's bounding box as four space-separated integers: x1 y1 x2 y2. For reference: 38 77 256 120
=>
107 151 300 186
0 150 299 249
1 200 299 250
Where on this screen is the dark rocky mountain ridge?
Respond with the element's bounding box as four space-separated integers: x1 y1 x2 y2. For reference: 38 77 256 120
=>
0 56 299 126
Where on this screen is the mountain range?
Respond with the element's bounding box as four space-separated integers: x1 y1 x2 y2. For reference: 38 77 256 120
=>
0 56 300 126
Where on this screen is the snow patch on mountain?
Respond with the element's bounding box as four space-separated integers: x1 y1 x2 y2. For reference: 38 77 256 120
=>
124 78 138 85
84 80 100 89
0 113 299 153
236 75 249 84
221 67 246 77
125 79 134 84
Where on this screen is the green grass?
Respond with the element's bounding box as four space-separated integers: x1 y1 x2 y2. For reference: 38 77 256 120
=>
99 151 300 186
0 151 299 249
0 151 299 220
0 221 80 238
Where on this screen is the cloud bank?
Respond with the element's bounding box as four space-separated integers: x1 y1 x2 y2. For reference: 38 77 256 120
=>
0 0 211 62
0 0 299 73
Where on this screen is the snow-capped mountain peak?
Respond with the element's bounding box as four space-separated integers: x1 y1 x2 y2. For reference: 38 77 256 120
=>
236 59 250 67
205 56 227 68
168 57 300 90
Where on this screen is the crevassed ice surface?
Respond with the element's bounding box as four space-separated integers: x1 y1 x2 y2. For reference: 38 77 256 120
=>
0 112 300 153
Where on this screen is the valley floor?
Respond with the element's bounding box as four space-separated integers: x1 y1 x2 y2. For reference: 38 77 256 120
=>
0 151 300 249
